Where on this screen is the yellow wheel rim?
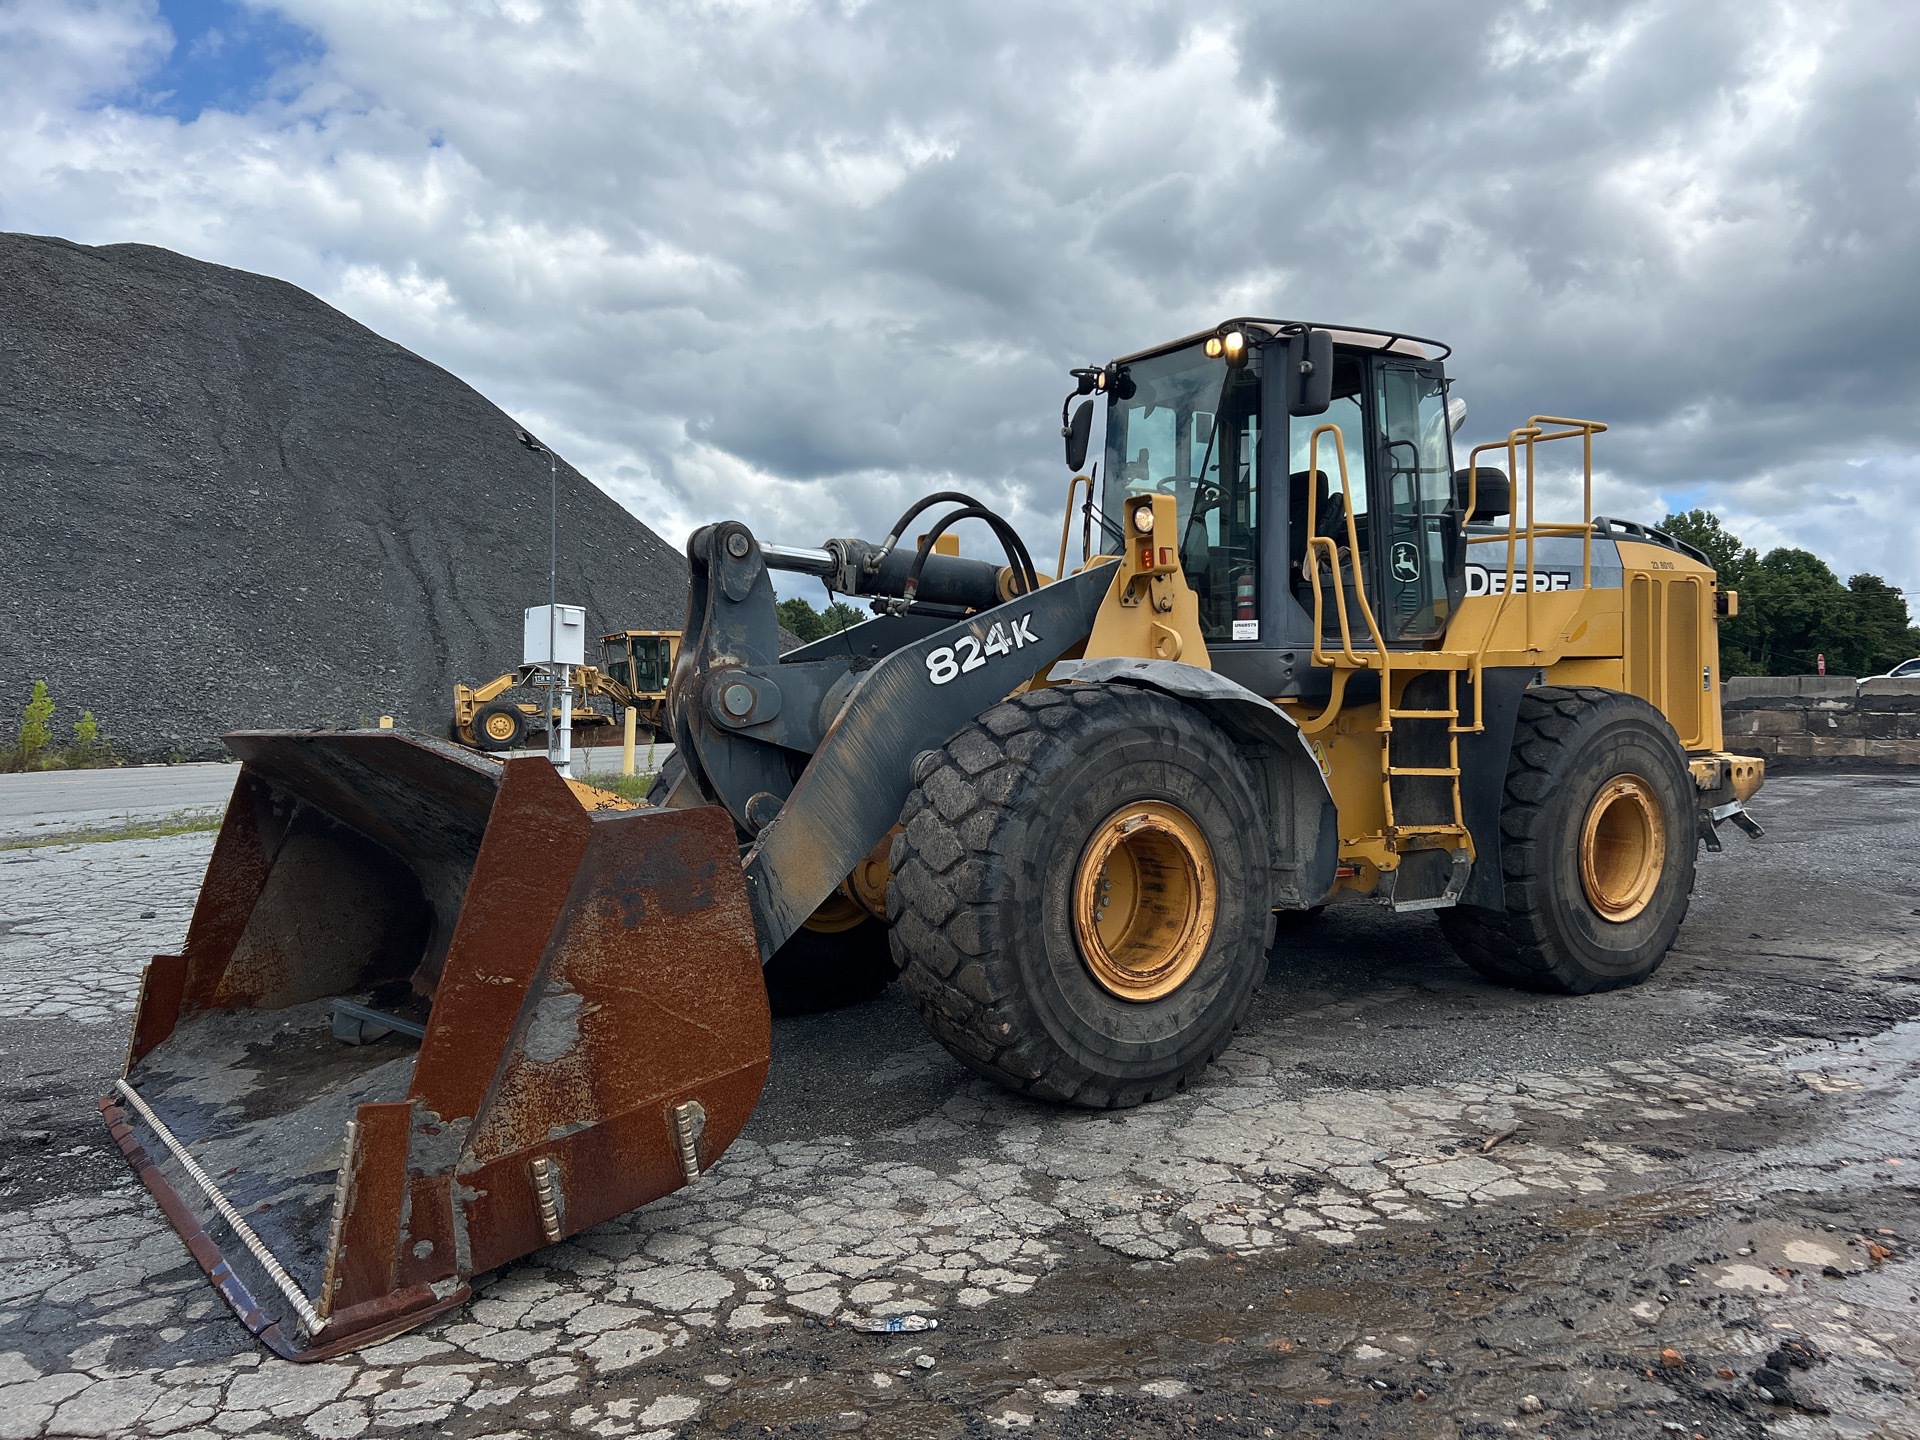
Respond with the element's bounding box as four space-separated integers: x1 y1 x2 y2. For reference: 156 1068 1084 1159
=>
482 711 520 743
1579 775 1666 922
1073 801 1217 1001
801 889 870 935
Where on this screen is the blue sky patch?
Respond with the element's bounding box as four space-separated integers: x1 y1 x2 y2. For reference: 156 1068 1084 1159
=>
128 1 324 120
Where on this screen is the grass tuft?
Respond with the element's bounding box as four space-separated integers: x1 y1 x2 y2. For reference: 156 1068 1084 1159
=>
0 810 224 851
577 770 658 803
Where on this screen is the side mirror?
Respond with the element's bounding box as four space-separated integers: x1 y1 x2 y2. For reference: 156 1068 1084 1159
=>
1286 329 1334 417
1064 398 1095 472
1454 466 1511 522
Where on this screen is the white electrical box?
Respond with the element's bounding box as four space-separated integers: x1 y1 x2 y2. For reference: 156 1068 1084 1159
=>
523 604 587 667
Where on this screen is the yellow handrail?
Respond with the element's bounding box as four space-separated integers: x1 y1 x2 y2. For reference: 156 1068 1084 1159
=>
1304 425 1393 667
1458 416 1607 728
1056 472 1092 583
1529 415 1606 594
1303 423 1395 737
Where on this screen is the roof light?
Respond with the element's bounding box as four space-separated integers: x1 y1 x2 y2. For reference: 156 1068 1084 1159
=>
1204 337 1224 359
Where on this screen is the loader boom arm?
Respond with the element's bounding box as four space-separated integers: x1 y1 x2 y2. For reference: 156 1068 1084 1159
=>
668 520 1119 958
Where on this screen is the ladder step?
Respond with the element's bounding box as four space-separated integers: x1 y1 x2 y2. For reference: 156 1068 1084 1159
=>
1389 825 1471 839
1388 766 1460 778
1385 708 1457 719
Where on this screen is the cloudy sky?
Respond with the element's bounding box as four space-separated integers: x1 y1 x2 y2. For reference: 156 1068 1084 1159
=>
5 0 1918 602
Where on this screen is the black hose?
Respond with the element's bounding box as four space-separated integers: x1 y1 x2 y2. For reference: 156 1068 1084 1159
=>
901 506 1038 606
876 491 993 558
879 491 1038 604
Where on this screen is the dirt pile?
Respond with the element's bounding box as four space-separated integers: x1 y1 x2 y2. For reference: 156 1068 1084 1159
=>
0 233 687 759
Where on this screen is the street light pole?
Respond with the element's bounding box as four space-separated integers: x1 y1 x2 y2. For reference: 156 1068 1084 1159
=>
517 427 571 775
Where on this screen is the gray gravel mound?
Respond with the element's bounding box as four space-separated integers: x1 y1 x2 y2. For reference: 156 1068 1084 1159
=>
0 232 687 760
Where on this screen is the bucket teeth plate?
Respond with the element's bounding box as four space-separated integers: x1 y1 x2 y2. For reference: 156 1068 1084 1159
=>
104 731 769 1358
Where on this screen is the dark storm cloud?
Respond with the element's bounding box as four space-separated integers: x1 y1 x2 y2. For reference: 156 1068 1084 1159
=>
4 0 1916 588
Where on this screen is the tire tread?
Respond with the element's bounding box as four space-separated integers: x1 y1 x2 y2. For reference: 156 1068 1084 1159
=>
890 686 1266 1107
1439 685 1693 994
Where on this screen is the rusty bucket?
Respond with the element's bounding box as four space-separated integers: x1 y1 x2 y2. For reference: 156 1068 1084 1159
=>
100 731 770 1359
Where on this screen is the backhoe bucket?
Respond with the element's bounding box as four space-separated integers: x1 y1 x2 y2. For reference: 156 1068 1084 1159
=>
101 731 769 1359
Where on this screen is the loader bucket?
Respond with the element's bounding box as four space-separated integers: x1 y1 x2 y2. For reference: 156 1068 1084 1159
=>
100 731 770 1360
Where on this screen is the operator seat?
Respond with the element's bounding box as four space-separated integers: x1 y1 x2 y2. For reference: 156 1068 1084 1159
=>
1289 469 1331 595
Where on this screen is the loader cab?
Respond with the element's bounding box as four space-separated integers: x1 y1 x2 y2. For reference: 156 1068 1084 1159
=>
1097 322 1464 695
601 631 677 695
628 632 675 695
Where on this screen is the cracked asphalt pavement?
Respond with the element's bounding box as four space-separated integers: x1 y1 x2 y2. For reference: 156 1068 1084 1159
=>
1 771 1916 1439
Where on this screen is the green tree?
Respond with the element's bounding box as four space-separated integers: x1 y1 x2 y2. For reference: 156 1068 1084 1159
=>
776 597 825 643
776 596 864 645
820 600 863 634
15 681 54 767
1839 573 1917 676
1739 548 1848 675
1659 509 1755 581
70 709 100 764
1655 511 1917 677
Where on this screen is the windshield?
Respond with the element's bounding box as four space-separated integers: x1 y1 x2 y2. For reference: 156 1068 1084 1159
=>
600 639 632 688
1101 343 1264 642
631 636 673 692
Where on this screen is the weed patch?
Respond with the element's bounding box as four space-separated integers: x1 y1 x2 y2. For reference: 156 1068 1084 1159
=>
0 810 224 851
2 681 125 772
580 769 659 803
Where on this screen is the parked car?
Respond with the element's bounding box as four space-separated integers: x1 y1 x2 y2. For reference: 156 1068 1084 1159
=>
1857 656 1920 689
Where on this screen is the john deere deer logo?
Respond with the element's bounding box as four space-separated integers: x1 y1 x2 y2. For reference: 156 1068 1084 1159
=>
1390 541 1420 582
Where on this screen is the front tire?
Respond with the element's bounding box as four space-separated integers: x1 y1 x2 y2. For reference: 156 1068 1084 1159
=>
472 702 528 752
1438 686 1695 994
890 684 1272 1108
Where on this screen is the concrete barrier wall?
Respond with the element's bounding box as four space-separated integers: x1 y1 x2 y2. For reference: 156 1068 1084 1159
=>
1722 678 1920 765
1858 677 1920 699
1723 674 1861 700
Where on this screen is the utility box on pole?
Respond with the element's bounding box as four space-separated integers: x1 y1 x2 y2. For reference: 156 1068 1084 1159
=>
524 605 587 776
523 605 587 667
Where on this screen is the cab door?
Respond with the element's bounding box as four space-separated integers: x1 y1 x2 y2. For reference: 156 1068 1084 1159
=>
1371 361 1462 644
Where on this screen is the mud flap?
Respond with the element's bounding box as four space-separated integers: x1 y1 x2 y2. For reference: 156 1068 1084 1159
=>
103 731 769 1359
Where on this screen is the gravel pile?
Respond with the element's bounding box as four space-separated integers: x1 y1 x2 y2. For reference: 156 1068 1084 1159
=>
0 233 688 760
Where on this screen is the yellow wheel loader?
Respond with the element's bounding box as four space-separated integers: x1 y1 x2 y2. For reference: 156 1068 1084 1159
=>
103 319 1766 1359
451 629 679 752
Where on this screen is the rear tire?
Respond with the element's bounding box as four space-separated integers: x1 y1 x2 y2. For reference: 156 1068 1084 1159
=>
1438 686 1694 994
472 702 527 752
890 684 1272 1108
647 756 895 1016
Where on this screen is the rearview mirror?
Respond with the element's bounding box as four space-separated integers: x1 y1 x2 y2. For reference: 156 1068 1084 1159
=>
1454 466 1511 522
1286 329 1334 417
1064 398 1095 471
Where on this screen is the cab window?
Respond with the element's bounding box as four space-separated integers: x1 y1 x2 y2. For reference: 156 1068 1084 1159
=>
631 637 672 692
1287 351 1370 604
1102 342 1263 641
1375 363 1455 639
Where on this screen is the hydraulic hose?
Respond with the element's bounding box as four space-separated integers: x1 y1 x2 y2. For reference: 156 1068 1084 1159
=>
900 506 1038 606
875 491 1039 601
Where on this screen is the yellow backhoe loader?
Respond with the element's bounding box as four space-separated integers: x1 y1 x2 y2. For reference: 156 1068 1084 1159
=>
450 629 679 751
103 318 1765 1359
